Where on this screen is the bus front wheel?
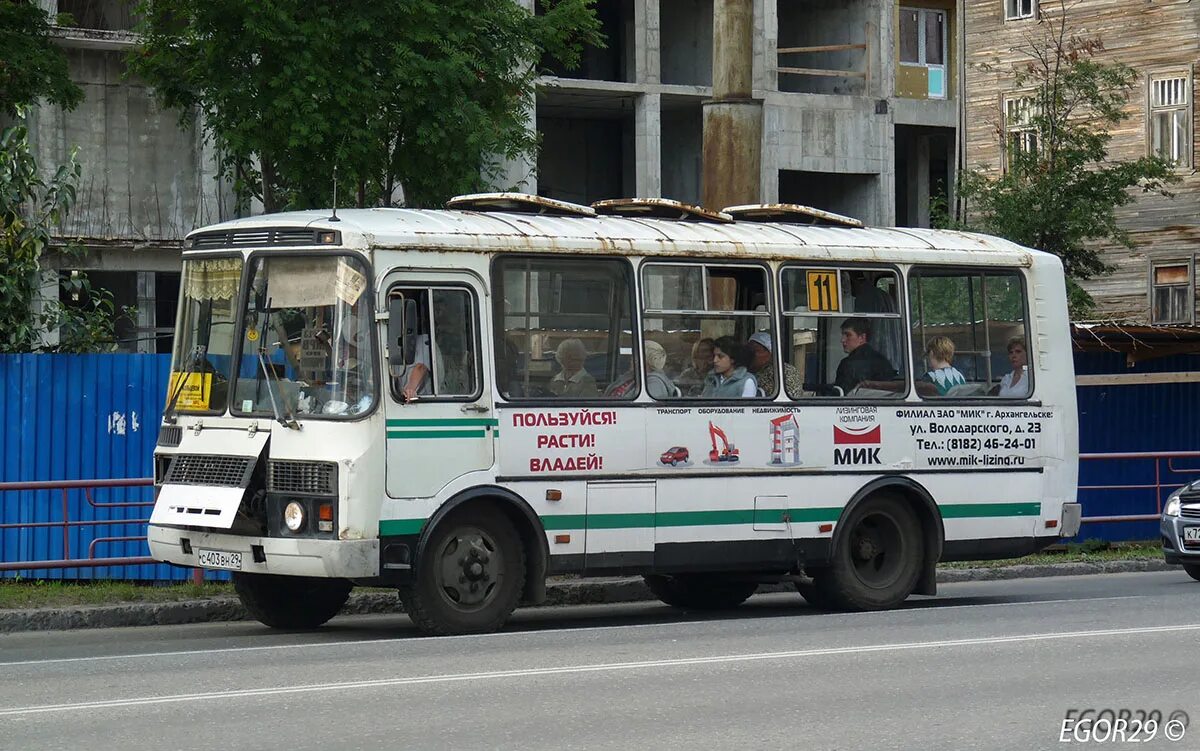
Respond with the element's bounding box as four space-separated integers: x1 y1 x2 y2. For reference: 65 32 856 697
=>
400 506 526 636
233 572 352 629
644 574 758 610
825 493 923 611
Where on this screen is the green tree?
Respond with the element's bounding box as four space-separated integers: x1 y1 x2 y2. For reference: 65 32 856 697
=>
1 3 124 353
950 1 1177 316
0 121 126 353
130 0 602 212
0 1 83 115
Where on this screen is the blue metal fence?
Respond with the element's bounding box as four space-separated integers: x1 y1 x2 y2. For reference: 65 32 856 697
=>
1073 351 1200 543
0 353 194 580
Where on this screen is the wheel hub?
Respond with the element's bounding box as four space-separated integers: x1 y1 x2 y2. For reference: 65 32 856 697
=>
437 528 501 609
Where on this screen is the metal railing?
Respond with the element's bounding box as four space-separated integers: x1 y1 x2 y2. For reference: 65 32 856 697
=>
1077 450 1200 525
0 477 201 579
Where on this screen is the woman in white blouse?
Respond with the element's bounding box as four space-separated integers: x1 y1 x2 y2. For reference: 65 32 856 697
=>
996 336 1029 398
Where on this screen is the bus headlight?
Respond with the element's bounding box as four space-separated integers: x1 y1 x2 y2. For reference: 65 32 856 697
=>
283 501 306 531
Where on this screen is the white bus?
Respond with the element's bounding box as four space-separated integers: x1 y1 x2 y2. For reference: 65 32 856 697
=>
148 194 1081 635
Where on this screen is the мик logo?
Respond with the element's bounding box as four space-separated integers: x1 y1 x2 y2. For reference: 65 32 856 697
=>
833 424 882 464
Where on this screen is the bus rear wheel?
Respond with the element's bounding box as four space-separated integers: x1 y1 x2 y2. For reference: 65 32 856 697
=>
233 572 352 629
400 506 526 636
824 493 923 611
1184 563 1200 582
644 574 758 610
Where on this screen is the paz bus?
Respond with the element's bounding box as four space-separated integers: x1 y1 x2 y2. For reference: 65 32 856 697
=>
148 194 1081 635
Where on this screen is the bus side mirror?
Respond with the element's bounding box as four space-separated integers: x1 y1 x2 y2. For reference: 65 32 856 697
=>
387 297 419 371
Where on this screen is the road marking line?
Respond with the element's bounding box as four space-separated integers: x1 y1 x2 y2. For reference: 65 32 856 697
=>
0 594 1152 668
2 623 1197 717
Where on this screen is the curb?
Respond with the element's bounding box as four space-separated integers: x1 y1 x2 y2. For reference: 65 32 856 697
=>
0 559 1181 634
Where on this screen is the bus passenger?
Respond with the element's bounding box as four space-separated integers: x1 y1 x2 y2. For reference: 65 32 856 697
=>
676 338 714 396
835 318 897 395
748 331 802 398
919 336 966 396
994 336 1030 398
644 340 678 398
549 338 598 397
701 336 757 398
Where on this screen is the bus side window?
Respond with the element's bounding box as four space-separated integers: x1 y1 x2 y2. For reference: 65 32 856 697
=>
387 286 479 401
907 269 1030 399
780 267 906 398
493 257 637 400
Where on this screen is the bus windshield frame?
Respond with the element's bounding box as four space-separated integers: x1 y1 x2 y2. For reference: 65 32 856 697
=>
229 251 378 422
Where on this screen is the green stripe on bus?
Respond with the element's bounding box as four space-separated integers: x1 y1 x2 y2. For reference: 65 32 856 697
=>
380 518 425 536
386 418 498 427
382 502 1040 537
387 429 488 439
941 502 1041 518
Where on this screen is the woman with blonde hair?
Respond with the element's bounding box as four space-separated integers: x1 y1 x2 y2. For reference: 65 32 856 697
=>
921 336 966 396
549 338 597 397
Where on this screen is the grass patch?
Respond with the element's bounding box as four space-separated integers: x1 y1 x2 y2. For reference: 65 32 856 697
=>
938 541 1162 569
0 580 234 610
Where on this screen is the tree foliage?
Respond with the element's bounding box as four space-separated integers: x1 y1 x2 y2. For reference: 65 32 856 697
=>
130 0 602 212
949 1 1177 315
0 122 125 353
0 1 83 116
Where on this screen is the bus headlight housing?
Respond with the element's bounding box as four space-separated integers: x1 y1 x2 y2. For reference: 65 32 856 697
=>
283 501 306 531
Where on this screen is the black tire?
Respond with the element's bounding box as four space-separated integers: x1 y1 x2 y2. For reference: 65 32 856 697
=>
1184 563 1200 582
232 572 352 629
794 571 840 610
824 493 923 611
399 506 526 636
644 574 758 610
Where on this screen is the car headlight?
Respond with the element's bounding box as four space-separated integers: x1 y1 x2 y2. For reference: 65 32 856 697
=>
284 501 306 531
1165 497 1181 517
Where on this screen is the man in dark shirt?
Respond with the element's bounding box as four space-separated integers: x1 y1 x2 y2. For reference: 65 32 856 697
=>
835 318 897 394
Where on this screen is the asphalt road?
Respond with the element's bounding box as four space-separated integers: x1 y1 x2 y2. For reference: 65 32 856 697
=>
1 571 1199 751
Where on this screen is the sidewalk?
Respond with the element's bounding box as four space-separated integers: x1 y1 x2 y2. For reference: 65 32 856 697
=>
0 559 1178 634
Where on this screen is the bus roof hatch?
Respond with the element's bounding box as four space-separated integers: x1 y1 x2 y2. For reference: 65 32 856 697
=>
591 198 734 223
446 192 597 217
723 203 864 228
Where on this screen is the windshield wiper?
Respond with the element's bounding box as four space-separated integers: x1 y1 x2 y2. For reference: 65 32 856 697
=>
255 303 300 430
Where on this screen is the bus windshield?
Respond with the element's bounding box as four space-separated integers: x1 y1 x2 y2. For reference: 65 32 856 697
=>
166 256 244 414
233 254 376 419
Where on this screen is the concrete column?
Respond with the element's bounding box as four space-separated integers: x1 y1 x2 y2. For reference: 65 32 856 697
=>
702 0 763 210
905 133 930 227
635 93 662 198
635 0 661 85
36 270 60 350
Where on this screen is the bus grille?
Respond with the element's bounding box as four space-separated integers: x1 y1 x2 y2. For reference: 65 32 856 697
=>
157 425 182 447
268 460 336 496
164 455 253 487
188 228 339 249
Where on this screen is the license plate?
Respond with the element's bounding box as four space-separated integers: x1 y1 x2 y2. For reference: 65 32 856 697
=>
196 549 243 570
1184 527 1200 542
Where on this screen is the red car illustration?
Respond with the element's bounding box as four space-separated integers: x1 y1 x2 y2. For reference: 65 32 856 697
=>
660 446 690 466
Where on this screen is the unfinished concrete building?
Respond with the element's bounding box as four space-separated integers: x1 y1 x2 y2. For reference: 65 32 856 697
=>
27 0 231 352
515 0 961 228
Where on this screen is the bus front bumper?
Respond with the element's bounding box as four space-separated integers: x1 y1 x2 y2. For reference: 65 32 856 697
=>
148 525 379 579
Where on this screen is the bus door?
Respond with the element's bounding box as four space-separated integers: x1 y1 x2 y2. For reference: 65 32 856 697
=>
381 272 495 498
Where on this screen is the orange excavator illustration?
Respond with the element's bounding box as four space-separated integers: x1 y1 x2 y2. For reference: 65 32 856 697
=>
707 421 740 463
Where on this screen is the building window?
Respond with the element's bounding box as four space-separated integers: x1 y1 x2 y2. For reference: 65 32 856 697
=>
1151 262 1193 325
1004 96 1039 166
899 7 947 99
1004 0 1036 21
1149 75 1191 168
